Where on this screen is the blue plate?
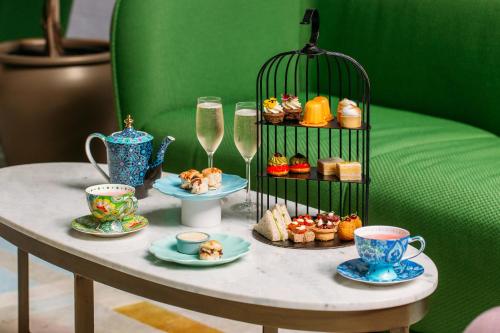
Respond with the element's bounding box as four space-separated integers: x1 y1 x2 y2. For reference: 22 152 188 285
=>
337 258 424 285
149 233 251 267
153 174 247 201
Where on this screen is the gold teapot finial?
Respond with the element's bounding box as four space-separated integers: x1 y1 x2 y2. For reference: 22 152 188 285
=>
124 114 134 129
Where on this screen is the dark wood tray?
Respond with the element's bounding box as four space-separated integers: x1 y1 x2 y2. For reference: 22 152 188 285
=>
252 230 354 250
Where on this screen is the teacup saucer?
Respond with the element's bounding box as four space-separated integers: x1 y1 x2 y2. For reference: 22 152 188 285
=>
71 215 148 237
337 258 424 285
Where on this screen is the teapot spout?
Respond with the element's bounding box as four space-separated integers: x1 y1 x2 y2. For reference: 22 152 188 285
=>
150 136 175 169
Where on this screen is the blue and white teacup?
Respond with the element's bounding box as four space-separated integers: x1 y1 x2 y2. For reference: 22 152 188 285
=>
354 226 426 281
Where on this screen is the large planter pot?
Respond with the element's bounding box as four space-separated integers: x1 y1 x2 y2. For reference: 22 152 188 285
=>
0 38 117 165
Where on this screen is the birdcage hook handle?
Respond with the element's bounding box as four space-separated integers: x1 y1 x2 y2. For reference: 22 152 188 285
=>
301 8 320 47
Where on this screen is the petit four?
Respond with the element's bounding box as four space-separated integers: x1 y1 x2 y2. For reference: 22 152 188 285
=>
263 97 285 124
267 153 289 176
349 213 363 229
281 94 302 120
190 175 209 194
313 212 340 241
313 96 334 122
179 169 202 189
289 153 311 174
300 99 328 127
202 167 222 189
199 240 223 260
338 216 357 241
337 98 362 129
337 161 362 181
254 205 289 241
317 157 344 176
288 224 315 243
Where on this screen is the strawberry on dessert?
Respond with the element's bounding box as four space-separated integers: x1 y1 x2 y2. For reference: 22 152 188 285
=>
267 153 289 176
289 153 311 174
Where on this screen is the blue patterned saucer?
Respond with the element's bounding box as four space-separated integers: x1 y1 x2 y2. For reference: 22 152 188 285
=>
337 258 424 285
153 174 247 201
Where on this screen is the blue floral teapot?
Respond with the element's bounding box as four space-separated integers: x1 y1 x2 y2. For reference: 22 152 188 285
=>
85 115 175 198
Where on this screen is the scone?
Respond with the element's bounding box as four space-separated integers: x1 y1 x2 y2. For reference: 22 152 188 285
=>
202 167 222 189
179 169 202 189
190 176 209 194
199 240 223 260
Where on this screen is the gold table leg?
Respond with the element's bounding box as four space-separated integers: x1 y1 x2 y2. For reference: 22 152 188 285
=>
74 274 94 333
18 248 30 333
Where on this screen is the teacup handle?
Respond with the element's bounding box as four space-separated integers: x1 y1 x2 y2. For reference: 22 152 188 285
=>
85 133 110 181
402 236 426 261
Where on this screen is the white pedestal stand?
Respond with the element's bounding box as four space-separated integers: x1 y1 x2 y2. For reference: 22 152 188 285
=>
181 199 222 228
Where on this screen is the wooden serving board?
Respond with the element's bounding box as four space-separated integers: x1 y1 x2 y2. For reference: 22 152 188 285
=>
252 230 354 250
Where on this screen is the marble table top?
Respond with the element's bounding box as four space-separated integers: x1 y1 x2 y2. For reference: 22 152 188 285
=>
0 163 438 312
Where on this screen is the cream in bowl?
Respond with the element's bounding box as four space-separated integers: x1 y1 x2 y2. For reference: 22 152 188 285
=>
176 232 210 254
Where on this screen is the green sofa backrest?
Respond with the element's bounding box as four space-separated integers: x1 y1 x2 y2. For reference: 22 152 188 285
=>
111 0 313 129
112 0 500 136
0 0 72 41
318 0 500 135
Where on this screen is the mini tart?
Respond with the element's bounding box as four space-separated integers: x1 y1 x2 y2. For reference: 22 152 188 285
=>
289 153 311 174
263 97 285 124
267 153 289 176
282 94 302 121
312 219 337 241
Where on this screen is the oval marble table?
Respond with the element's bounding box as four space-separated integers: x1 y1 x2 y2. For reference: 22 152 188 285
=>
0 163 438 333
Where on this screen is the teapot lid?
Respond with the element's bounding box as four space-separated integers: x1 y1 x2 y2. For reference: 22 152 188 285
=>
107 115 153 144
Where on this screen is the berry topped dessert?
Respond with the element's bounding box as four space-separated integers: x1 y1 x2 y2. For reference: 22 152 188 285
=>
338 215 358 241
281 94 302 120
348 213 362 229
267 153 289 176
289 153 311 174
313 212 341 241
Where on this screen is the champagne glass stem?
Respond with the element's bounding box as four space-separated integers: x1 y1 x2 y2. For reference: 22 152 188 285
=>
245 157 252 205
208 152 214 168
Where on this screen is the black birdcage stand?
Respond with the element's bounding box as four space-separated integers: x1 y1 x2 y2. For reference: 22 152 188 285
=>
255 9 371 248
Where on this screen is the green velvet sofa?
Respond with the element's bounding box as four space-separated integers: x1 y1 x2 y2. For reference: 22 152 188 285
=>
111 1 500 332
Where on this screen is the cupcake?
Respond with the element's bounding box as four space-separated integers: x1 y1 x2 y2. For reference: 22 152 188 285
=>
263 97 285 124
312 212 341 241
267 152 289 176
337 98 362 129
281 94 302 120
289 153 311 174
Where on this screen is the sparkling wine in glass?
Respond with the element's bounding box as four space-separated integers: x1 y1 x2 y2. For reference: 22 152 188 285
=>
196 96 224 167
234 102 259 208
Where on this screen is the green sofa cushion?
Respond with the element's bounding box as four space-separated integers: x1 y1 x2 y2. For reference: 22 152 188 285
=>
318 0 500 136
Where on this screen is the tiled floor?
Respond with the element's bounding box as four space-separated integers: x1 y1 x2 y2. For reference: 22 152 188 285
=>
0 238 315 333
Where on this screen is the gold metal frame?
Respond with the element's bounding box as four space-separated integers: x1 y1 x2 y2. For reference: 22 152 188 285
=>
0 220 427 333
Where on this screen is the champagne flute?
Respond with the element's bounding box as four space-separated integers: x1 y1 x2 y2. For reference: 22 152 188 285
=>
234 102 259 208
196 96 224 168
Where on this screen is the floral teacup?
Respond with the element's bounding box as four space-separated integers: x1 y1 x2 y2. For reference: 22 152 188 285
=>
354 226 425 281
85 184 138 222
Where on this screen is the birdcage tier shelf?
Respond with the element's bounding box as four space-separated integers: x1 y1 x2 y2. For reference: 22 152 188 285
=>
255 8 372 234
259 119 370 130
261 168 368 184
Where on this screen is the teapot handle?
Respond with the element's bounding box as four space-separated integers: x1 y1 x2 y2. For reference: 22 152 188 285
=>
85 133 110 181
